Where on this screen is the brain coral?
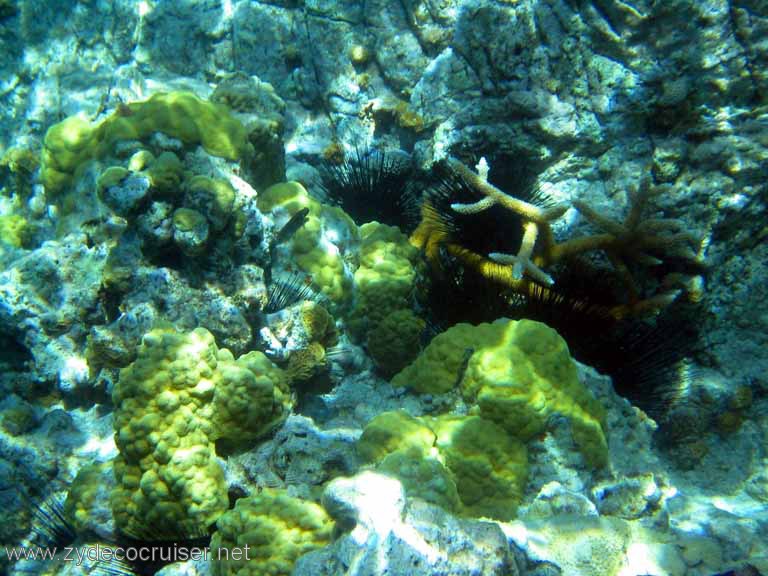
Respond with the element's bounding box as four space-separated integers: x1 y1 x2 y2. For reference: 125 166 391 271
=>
357 411 528 521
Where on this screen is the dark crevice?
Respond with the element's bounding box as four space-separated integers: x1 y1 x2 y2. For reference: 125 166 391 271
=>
727 1 763 103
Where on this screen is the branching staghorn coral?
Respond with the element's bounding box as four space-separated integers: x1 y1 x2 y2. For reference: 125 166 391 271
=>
449 157 567 286
565 179 704 315
411 157 705 319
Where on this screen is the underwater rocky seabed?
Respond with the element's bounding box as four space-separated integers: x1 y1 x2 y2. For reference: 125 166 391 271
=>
0 0 767 574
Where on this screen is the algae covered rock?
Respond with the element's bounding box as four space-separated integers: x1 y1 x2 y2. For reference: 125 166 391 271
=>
211 488 333 576
0 394 38 435
93 148 252 265
185 175 236 232
97 166 151 215
304 471 514 576
172 207 209 256
211 73 287 189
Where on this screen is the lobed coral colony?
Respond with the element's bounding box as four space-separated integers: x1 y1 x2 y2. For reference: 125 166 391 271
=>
5 88 709 576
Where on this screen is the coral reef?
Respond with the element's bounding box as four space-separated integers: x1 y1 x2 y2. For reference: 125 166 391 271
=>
0 0 766 574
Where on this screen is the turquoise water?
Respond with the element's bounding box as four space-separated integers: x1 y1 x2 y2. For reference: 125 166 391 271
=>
0 1 766 575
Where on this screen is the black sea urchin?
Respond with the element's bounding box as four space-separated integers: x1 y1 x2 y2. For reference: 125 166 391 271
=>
318 146 421 231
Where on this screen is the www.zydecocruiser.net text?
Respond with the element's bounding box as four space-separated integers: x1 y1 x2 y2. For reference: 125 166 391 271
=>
4 543 251 564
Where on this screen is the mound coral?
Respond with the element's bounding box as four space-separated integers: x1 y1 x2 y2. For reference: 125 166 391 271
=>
211 489 333 576
111 327 290 539
357 411 528 521
41 91 254 197
348 222 426 374
392 318 608 468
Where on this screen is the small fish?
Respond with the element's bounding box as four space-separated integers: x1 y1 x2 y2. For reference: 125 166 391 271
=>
711 566 762 576
453 347 474 388
266 207 310 285
273 207 309 247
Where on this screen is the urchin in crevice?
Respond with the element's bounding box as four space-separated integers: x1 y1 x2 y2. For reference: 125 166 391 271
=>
317 145 421 230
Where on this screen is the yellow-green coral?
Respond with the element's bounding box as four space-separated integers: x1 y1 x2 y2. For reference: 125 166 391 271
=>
278 303 337 385
430 415 527 521
172 207 209 255
146 151 184 194
185 175 236 232
284 342 327 384
357 410 436 464
64 462 113 535
212 348 290 444
367 308 425 376
111 327 290 538
1 146 39 198
40 115 95 195
347 222 426 374
41 91 254 196
0 214 32 248
96 166 130 193
357 411 528 520
393 319 608 468
300 301 337 347
172 207 207 232
258 181 358 307
391 322 477 395
211 489 333 576
128 149 155 172
378 447 461 512
350 222 423 335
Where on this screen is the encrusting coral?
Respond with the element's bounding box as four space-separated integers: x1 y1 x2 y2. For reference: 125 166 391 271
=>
356 410 529 521
40 91 254 198
412 156 705 319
